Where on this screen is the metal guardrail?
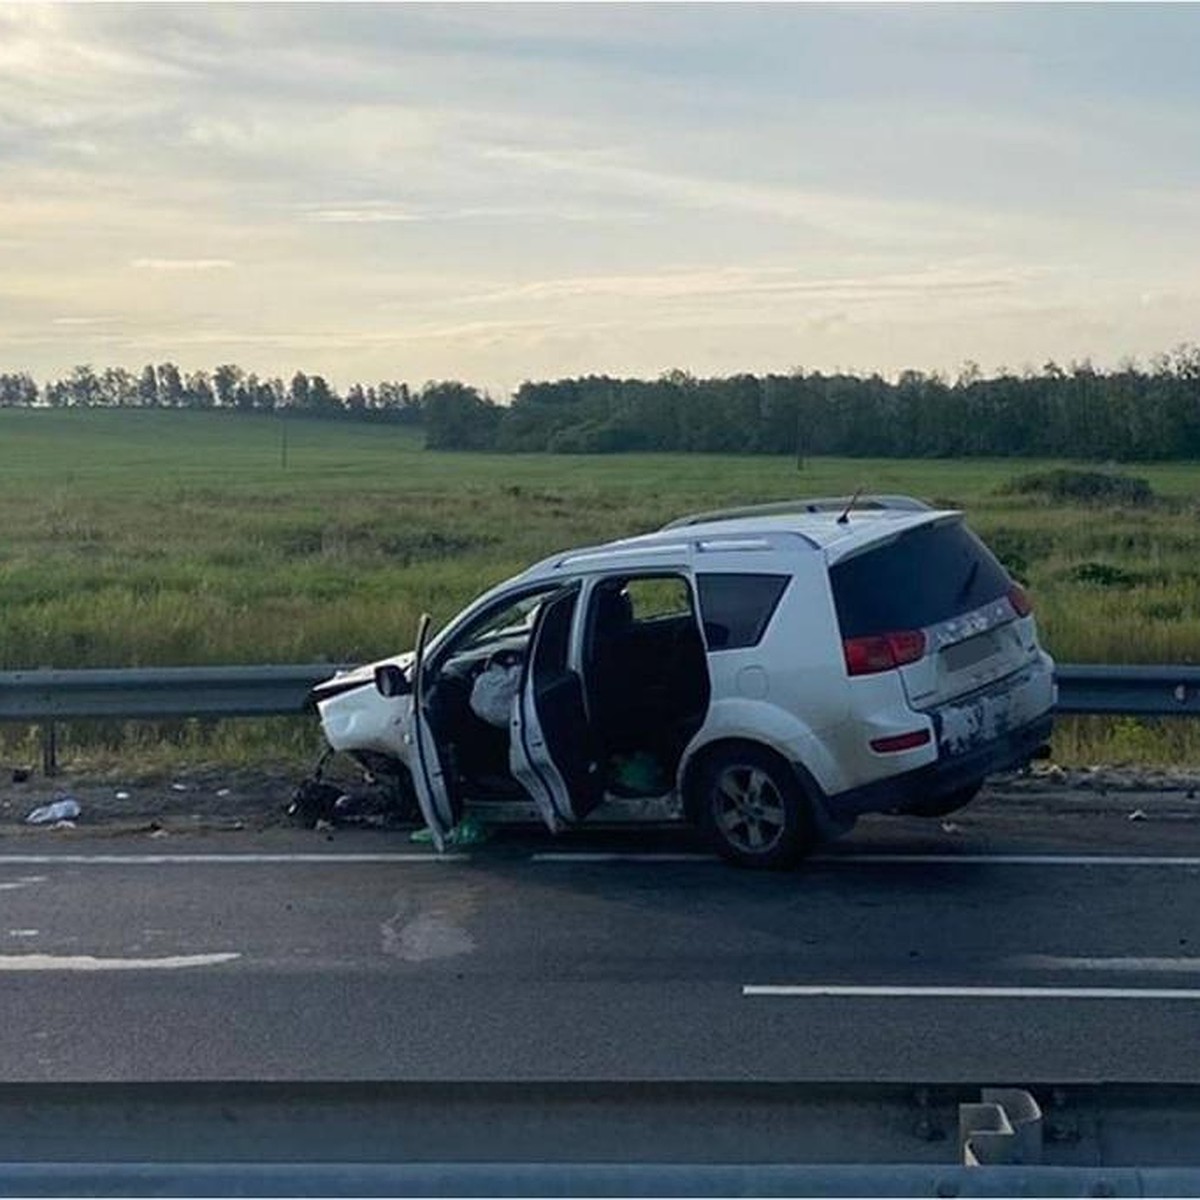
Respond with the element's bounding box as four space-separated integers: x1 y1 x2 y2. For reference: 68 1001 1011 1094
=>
0 662 1194 775
0 662 1193 723
0 664 339 721
1054 664 1200 716
0 664 343 774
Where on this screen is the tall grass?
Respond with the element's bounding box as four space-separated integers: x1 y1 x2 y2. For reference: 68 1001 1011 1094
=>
2 409 1198 769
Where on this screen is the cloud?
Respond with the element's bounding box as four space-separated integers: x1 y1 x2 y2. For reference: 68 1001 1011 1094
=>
466 264 1039 307
302 206 418 225
480 145 997 247
130 258 235 272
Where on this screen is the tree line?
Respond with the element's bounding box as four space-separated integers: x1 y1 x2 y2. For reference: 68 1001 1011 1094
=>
8 347 1200 459
0 363 424 423
424 346 1200 460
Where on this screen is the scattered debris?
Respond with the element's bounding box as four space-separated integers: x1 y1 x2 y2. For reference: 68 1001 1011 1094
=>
1128 809 1148 822
171 783 188 793
115 791 131 801
286 780 344 828
216 788 231 798
148 828 170 840
314 818 335 832
25 797 82 826
940 821 963 834
410 816 491 847
11 768 30 784
53 820 76 831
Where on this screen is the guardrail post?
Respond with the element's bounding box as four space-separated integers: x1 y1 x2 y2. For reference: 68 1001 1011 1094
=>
41 722 57 778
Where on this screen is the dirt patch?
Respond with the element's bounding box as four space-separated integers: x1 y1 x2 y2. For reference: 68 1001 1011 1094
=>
0 759 368 836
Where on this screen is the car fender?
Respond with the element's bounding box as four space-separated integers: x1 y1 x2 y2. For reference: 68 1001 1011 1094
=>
317 683 413 764
677 696 847 805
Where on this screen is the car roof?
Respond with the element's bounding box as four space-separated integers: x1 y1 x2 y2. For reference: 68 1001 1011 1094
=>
522 505 960 579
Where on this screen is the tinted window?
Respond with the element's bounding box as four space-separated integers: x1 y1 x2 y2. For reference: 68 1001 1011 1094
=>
831 520 1011 637
697 573 789 650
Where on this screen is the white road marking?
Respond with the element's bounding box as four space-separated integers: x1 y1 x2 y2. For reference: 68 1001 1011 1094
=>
743 984 1200 999
0 952 240 971
0 875 47 890
531 852 1200 867
0 854 464 866
1012 955 1200 972
3 849 1200 869
530 852 713 863
8 930 38 938
823 854 1200 866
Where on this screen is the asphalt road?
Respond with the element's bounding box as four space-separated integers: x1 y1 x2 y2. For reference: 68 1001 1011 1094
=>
4 791 1200 1085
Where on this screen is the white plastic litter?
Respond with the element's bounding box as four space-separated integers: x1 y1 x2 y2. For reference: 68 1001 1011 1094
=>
469 663 521 728
26 799 81 826
115 791 130 800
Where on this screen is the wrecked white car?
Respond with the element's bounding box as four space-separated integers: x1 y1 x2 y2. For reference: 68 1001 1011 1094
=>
311 496 1055 868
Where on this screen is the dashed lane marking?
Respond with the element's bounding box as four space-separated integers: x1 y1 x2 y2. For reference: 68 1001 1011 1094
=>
743 984 1200 999
0 854 465 866
0 952 240 971
1011 955 1200 972
530 852 713 863
533 852 1200 867
824 854 1200 866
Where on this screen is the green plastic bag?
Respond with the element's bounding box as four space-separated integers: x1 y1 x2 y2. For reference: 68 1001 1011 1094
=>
410 815 491 847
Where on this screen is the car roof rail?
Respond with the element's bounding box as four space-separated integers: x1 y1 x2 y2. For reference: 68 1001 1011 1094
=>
661 495 933 530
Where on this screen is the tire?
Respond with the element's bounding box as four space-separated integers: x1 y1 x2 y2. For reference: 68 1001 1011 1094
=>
694 745 816 870
904 782 982 819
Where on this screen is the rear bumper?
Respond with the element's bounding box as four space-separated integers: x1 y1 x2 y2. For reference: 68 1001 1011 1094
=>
819 711 1054 820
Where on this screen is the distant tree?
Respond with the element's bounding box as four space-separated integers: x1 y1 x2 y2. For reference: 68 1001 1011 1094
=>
289 371 310 410
100 367 137 407
307 374 340 413
67 365 102 408
213 364 243 409
186 369 215 409
157 362 184 408
0 373 37 407
422 381 501 450
137 364 159 408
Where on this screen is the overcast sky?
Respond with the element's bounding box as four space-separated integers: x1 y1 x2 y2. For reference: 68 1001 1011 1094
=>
2 2 1199 396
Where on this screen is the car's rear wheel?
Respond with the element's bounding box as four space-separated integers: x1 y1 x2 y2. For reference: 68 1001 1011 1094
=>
695 745 816 869
905 782 982 818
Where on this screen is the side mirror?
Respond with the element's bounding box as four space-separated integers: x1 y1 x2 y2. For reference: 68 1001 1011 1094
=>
374 664 410 697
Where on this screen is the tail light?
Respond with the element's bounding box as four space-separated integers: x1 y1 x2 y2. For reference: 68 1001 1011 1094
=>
843 629 927 676
870 729 932 753
1008 584 1033 617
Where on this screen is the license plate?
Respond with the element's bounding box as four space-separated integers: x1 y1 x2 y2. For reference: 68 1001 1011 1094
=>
942 630 1002 674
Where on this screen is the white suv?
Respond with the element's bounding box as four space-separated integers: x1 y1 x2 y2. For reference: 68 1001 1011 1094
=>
312 496 1055 868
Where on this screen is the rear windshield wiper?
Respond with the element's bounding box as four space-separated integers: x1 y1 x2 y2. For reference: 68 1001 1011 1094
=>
955 559 980 603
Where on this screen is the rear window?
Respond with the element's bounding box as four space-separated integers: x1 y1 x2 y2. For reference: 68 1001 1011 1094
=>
697 573 789 650
831 520 1011 637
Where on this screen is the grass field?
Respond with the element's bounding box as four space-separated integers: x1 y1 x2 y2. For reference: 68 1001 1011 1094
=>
1 408 1197 770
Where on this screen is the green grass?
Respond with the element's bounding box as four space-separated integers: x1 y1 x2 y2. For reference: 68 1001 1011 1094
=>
2 408 1198 769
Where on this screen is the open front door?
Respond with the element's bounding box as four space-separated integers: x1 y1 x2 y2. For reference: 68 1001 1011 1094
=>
408 613 459 851
510 584 606 828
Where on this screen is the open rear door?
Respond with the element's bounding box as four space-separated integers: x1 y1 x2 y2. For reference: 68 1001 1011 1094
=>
408 613 459 850
510 584 606 828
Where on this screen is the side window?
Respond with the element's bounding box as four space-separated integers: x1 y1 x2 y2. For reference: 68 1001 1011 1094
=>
530 588 577 678
439 586 561 666
622 577 694 623
697 573 789 650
